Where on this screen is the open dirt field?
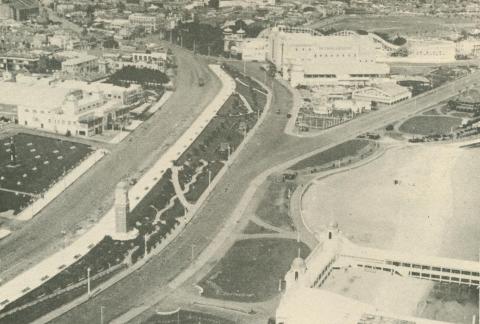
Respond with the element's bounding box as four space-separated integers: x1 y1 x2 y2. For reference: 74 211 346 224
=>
302 142 480 321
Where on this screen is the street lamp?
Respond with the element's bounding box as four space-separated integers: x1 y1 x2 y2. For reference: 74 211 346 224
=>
191 244 195 263
100 306 105 324
87 267 91 297
61 230 67 249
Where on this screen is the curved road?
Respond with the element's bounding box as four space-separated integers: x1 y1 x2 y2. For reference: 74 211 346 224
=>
49 62 480 323
0 47 221 284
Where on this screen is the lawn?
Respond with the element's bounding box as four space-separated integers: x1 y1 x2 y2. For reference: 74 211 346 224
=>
0 133 92 213
399 116 462 135
422 108 441 116
0 191 31 214
242 221 276 234
255 180 296 231
198 238 310 302
289 139 370 171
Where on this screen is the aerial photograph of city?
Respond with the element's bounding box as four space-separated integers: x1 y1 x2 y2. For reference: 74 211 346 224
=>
0 0 479 323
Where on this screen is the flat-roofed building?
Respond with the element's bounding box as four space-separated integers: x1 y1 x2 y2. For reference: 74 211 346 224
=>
16 74 143 106
0 53 40 71
240 38 268 61
131 51 167 70
352 82 412 106
9 0 39 21
49 32 81 50
289 62 390 87
0 78 141 137
61 54 98 75
128 13 162 33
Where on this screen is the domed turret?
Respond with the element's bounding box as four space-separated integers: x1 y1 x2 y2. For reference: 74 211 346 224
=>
328 220 338 230
291 256 306 271
327 220 339 240
284 255 307 291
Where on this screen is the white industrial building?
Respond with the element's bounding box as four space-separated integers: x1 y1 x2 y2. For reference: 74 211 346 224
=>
267 26 390 86
456 38 480 57
239 38 268 61
401 39 456 63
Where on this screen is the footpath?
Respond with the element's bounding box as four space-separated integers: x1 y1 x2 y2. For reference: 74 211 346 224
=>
0 65 235 312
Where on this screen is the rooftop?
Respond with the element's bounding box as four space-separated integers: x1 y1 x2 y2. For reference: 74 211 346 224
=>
458 88 480 103
9 0 39 10
62 55 98 66
277 288 452 324
300 62 390 76
0 82 71 111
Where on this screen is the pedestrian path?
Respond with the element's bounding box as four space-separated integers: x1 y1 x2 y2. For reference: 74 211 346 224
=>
171 167 194 211
0 65 235 312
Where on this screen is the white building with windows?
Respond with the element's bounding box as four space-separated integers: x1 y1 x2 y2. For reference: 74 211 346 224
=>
456 38 480 58
128 13 162 33
0 77 143 137
275 223 474 324
239 38 268 61
61 55 99 75
267 26 390 86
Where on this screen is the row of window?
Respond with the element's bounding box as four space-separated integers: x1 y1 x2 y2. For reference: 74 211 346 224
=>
312 257 336 287
385 260 479 276
410 272 480 285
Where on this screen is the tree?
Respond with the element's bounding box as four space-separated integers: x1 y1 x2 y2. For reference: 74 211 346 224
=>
208 0 219 9
117 1 126 13
86 5 95 17
103 37 119 49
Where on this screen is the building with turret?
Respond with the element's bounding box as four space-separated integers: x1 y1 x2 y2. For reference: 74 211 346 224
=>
275 222 479 324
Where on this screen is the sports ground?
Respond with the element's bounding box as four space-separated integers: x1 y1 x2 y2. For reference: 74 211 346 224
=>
302 143 480 322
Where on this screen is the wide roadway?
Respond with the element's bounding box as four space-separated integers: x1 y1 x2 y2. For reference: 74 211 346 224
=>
50 62 480 323
0 47 221 284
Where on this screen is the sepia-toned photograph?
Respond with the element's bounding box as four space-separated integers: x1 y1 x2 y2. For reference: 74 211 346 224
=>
0 0 478 323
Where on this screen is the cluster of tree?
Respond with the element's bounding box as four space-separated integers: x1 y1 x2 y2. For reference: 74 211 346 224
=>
102 37 119 49
31 56 62 74
170 21 224 56
107 66 169 89
373 32 407 46
228 20 266 38
208 0 219 9
391 47 408 57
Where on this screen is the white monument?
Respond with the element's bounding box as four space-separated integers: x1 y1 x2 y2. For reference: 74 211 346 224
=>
111 181 138 240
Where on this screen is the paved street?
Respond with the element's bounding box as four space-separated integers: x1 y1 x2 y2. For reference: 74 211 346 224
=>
0 47 221 285
49 61 480 324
